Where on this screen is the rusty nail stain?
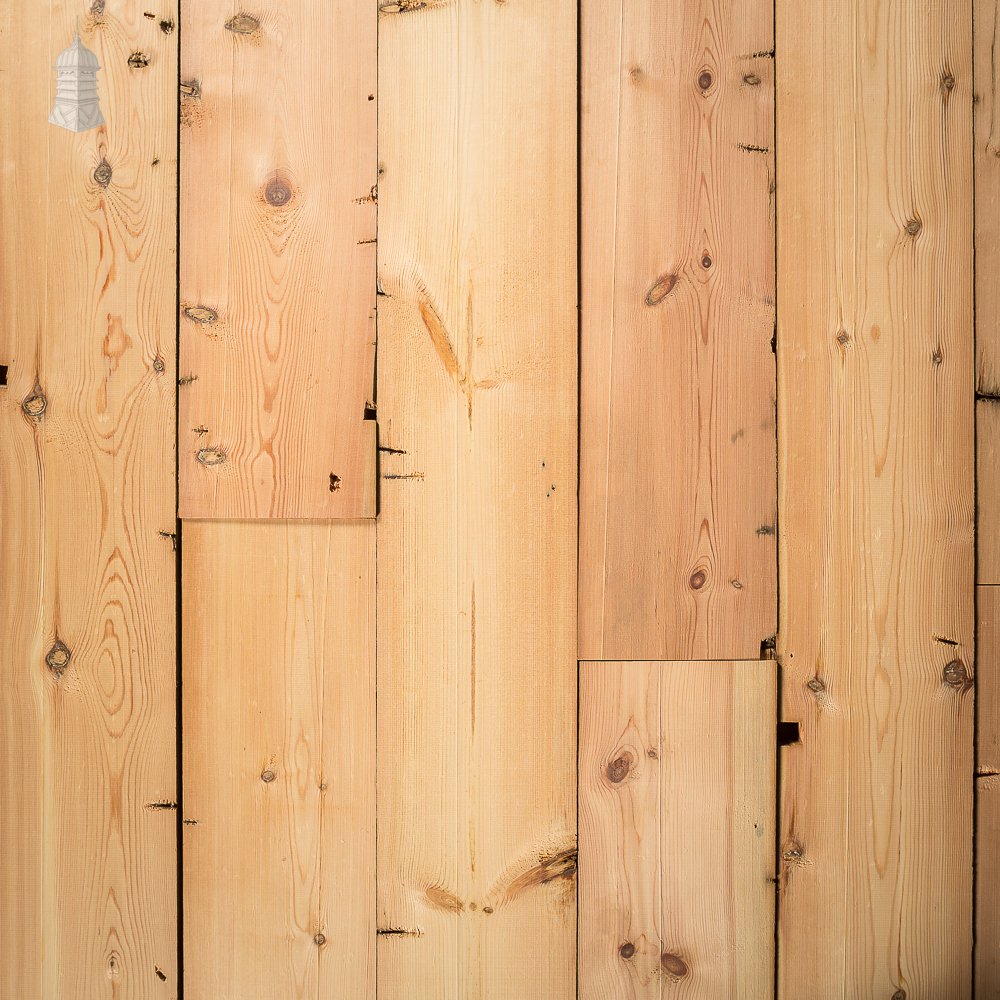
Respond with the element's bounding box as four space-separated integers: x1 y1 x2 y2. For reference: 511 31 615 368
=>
313 933 326 947
265 177 293 207
183 305 219 325
689 568 707 590
905 218 922 237
661 953 689 978
261 769 276 783
22 384 47 420
645 272 677 306
127 51 150 68
619 942 636 960
942 659 969 689
45 639 71 676
697 70 713 91
196 447 226 467
225 12 260 34
94 159 113 187
606 750 633 784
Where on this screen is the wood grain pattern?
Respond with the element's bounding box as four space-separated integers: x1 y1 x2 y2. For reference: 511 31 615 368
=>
0 3 178 997
579 660 776 1000
182 520 374 1000
579 0 776 662
179 0 376 519
776 0 975 995
976 0 1000 394
376 1 578 997
977 774 1000 996
981 401 1000 582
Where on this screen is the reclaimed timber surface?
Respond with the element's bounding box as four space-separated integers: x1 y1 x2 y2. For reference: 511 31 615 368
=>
579 660 776 1000
182 521 375 1000
375 1 578 997
980 402 1000 583
179 0 376 519
976 0 1000 395
0 2 178 997
578 0 777 662
776 0 975 995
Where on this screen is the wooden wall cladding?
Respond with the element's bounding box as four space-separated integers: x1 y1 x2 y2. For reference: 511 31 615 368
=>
776 0 975 995
579 660 776 999
578 0 777 662
181 521 375 1000
0 2 178 995
375 1 578 997
179 1 376 520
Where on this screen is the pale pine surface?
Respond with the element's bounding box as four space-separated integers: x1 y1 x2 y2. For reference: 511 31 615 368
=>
776 0 975 995
181 521 375 1000
579 660 776 1000
179 1 376 519
376 2 578 998
0 2 178 997
579 0 777 662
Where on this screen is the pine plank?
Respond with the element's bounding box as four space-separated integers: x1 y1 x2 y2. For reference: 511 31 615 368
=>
375 2 578 997
579 660 776 1000
978 775 1000 996
976 0 1000 394
981 401 1000 582
179 0 376 520
0 2 178 997
578 0 777 661
182 521 374 1000
776 0 975 995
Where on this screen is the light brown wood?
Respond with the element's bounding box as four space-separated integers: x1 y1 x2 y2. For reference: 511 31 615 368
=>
776 0 975 995
179 1 376 520
579 660 776 1000
978 775 1000 996
375 2 578 997
978 588 1000 993
0 2 178 996
579 0 776 662
976 0 1000 395
182 520 374 1000
981 402 1000 582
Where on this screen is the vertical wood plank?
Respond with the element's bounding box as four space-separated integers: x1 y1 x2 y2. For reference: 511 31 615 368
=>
578 0 776 662
179 0 376 520
181 521 375 1000
776 0 975 995
979 402 1000 582
579 660 776 1000
0 2 178 997
376 2 578 997
976 0 1000 393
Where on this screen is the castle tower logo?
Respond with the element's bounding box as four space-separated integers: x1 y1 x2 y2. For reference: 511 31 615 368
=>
49 30 105 133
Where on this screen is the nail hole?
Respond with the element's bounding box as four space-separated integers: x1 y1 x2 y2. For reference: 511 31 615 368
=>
778 721 800 746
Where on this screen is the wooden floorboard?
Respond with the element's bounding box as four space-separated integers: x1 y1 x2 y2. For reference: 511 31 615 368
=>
579 660 776 1000
181 521 374 1000
0 3 178 997
375 2 578 997
578 0 777 662
776 0 975 995
178 0 376 520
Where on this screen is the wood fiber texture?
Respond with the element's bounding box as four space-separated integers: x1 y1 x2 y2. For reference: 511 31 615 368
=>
182 521 374 1000
0 2 178 997
375 1 579 998
776 0 975 995
579 0 777 662
579 660 776 1000
179 0 376 519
